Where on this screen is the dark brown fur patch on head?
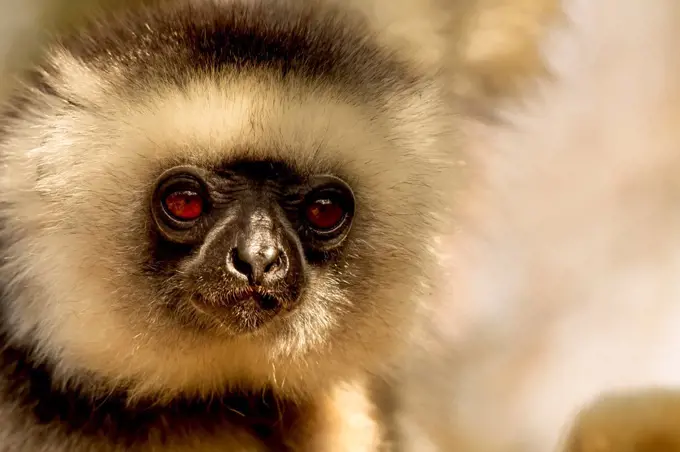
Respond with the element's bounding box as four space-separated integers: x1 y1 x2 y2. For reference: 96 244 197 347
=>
55 0 419 98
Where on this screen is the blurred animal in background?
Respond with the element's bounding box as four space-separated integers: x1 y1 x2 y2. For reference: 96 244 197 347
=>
396 0 680 451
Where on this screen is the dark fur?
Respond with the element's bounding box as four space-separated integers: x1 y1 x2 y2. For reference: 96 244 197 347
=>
0 329 299 449
56 0 418 99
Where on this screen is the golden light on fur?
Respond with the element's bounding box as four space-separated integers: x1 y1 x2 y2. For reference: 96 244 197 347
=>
0 0 463 450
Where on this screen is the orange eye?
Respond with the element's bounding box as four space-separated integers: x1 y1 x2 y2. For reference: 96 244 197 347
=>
164 190 204 221
305 198 346 231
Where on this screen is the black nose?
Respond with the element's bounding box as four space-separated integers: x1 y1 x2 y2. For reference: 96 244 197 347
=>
227 239 287 286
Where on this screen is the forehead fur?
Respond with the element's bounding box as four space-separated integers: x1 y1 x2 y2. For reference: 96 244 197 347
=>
27 61 447 221
12 0 449 196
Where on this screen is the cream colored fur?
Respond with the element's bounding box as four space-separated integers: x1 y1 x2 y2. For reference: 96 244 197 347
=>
400 0 680 450
0 0 585 450
0 1 463 450
0 68 451 399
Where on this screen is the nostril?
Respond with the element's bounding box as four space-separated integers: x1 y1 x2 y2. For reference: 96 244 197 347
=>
263 253 283 274
227 244 286 285
230 247 253 279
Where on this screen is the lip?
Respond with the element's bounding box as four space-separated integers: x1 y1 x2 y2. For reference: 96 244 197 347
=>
224 287 281 310
185 284 301 335
191 287 284 314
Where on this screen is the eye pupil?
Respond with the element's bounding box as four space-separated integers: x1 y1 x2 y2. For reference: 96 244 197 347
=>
164 191 204 221
306 199 345 230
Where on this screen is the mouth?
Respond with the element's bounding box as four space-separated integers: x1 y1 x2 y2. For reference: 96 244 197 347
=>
189 287 288 334
241 289 280 311
225 287 284 310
